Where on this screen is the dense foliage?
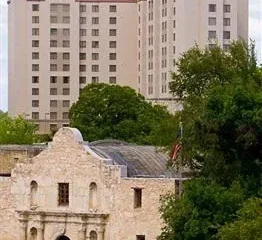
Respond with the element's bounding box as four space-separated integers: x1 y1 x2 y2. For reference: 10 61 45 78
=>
0 113 36 144
69 83 173 144
159 41 262 240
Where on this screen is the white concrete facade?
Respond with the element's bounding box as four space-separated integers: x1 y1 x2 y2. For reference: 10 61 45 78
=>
8 0 248 131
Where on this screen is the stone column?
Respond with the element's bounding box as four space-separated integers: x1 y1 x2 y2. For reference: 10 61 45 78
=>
97 230 104 240
37 226 44 240
20 221 27 240
78 228 86 240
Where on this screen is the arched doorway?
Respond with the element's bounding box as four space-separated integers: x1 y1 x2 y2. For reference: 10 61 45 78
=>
56 235 70 240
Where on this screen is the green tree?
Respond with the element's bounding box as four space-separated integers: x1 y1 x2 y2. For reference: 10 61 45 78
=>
0 113 36 144
158 179 245 240
169 41 260 99
219 198 262 240
69 83 172 144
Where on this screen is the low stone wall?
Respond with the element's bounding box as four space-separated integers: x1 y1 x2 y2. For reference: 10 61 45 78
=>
0 145 46 175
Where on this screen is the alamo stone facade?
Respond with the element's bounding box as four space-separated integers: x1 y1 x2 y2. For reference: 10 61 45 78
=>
0 128 184 240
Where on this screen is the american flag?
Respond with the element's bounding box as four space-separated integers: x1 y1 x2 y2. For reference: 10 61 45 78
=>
170 143 182 161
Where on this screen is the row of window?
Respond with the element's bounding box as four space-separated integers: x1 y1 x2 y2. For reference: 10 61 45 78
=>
209 4 231 13
32 100 70 108
208 17 231 26
80 4 117 13
32 111 69 120
208 30 231 40
32 88 70 96
32 76 117 85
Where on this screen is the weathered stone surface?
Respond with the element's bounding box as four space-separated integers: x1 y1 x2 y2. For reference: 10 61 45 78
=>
0 128 177 240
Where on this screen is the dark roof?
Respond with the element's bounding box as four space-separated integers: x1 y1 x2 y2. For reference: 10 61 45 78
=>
88 140 177 178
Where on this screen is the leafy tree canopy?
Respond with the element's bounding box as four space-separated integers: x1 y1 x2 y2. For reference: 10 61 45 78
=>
69 83 172 144
170 41 261 99
0 113 36 144
219 198 262 240
158 179 245 240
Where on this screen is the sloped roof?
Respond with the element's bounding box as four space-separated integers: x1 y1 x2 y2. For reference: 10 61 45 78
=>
88 140 177 178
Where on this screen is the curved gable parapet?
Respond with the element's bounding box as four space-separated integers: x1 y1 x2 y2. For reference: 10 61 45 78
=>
53 128 84 144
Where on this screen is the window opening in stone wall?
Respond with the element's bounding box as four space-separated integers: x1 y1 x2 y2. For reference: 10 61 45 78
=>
136 235 145 240
58 183 69 206
134 188 142 209
30 180 38 208
30 227 37 240
89 182 98 209
90 231 98 240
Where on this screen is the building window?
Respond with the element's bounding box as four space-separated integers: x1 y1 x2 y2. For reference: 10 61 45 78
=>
32 16 39 24
80 41 87 48
109 41 116 48
50 124 58 132
136 236 145 240
79 77 86 84
50 40 57 48
109 76 116 84
50 52 57 60
63 100 70 107
134 188 142 209
63 88 70 95
63 112 69 120
63 53 70 60
58 183 69 206
92 76 99 83
209 4 216 12
92 41 99 48
92 17 99 24
50 112 57 120
32 52 39 59
92 5 99 13
50 88 57 95
32 100 39 107
208 17 216 26
63 64 70 72
109 29 116 36
32 40 39 47
30 181 38 207
63 40 70 48
32 4 39 11
109 17 117 24
208 30 217 39
90 231 98 240
80 5 86 12
80 29 87 36
63 28 70 36
50 4 57 12
80 17 86 24
109 53 116 60
92 29 99 36
92 53 99 60
223 31 231 39
92 65 99 72
223 44 230 52
224 4 231 13
63 4 70 12
50 16 57 23
224 18 231 26
63 16 70 24
50 64 57 72
32 28 39 36
30 228 37 240
109 65 116 72
80 53 86 60
50 28 57 36
50 76 57 84
32 76 39 83
32 112 39 120
80 65 86 72
32 64 39 71
109 5 117 12
50 100 57 107
89 182 98 209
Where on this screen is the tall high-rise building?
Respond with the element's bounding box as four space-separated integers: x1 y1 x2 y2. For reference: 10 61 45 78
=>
8 0 248 133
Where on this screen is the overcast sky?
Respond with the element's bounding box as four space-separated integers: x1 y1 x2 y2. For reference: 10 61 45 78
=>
0 0 262 111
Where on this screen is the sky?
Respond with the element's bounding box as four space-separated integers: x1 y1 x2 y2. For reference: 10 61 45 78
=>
0 0 262 111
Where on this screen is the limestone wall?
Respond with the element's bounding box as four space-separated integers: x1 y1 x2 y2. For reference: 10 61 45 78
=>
0 177 19 240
